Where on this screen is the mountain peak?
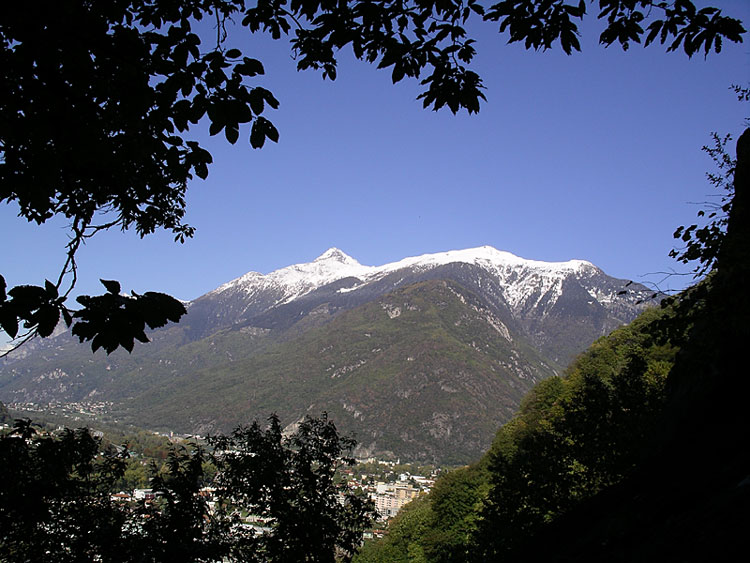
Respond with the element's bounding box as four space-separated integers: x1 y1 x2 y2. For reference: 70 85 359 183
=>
314 248 360 266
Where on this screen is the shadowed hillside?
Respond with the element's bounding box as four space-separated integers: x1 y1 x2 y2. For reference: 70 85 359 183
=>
355 129 750 562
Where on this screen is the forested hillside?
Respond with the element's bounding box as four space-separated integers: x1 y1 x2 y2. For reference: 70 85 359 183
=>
355 298 681 561
355 128 750 562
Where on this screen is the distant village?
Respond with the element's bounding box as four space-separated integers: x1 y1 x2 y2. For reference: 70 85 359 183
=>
108 459 436 532
340 461 436 522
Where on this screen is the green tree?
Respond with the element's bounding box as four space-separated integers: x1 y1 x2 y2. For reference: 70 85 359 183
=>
125 444 235 563
474 126 750 563
0 0 744 354
355 495 432 563
211 413 377 562
355 463 488 563
117 458 151 490
476 303 679 558
0 420 129 563
0 414 376 562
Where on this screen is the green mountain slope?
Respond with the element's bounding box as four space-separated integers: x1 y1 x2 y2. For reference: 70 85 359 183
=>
115 280 557 464
0 248 654 464
356 292 681 560
0 277 565 464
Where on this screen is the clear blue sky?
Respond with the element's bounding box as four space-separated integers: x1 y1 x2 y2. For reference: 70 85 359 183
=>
2 1 749 307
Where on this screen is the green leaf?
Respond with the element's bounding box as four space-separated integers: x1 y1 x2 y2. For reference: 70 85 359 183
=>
256 87 279 110
120 336 135 353
249 88 265 115
264 120 279 144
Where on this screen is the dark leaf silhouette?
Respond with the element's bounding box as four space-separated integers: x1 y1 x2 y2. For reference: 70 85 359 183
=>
71 281 186 354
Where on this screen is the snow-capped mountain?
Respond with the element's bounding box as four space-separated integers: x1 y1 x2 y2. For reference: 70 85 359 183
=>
209 247 370 302
0 246 658 463
187 246 653 362
207 246 596 309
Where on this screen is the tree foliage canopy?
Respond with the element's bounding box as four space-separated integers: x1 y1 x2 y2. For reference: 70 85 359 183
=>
476 304 679 558
0 413 376 562
0 0 745 354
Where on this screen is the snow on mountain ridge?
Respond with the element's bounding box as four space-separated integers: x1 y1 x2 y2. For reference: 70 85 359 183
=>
313 247 362 265
206 248 373 304
374 245 594 276
205 246 604 312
